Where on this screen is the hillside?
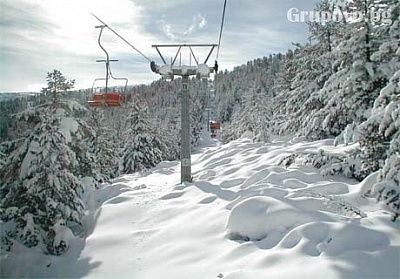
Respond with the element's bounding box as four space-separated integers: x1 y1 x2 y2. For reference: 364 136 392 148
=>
2 129 399 279
1 1 399 277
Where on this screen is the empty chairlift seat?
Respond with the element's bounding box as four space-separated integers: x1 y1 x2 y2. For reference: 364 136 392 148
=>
88 93 123 107
210 121 221 131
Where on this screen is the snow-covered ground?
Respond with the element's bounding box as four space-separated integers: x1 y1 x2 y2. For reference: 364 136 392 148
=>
2 130 399 279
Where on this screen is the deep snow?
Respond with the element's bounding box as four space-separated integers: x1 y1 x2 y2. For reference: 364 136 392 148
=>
1 130 399 279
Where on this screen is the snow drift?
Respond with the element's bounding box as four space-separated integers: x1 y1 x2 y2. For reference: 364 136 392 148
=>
1 134 399 279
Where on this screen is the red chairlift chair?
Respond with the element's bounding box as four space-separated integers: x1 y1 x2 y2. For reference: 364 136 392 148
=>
87 25 128 108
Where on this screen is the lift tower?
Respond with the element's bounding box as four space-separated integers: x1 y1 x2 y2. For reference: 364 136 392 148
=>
150 44 218 183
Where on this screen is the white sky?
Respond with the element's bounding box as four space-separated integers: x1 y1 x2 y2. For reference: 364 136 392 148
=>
0 0 317 92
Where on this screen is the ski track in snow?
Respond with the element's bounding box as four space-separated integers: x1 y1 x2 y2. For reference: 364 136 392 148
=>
2 130 399 279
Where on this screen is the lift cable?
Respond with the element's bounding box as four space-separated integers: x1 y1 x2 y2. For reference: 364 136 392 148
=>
92 0 228 71
216 0 228 61
91 13 152 63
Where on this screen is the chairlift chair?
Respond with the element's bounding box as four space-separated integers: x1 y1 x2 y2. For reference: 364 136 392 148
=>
210 121 221 131
88 25 128 108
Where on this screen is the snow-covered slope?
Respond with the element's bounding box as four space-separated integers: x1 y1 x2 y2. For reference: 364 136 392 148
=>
2 131 399 279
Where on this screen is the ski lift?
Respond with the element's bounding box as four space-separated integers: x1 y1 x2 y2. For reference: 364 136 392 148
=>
88 25 128 108
210 120 221 131
149 44 218 81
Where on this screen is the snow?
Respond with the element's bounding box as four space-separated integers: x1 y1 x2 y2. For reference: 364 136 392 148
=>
50 220 75 252
1 129 399 279
60 117 79 143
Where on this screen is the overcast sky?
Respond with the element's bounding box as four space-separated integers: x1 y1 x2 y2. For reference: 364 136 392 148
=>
0 0 317 92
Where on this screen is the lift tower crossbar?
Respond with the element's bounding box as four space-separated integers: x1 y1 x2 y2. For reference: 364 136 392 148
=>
150 44 218 183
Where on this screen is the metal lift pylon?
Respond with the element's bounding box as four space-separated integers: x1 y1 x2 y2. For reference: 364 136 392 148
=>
150 44 218 183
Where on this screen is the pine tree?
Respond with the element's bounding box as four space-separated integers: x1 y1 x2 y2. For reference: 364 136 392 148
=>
88 109 119 183
119 104 163 174
0 70 88 255
303 0 393 140
214 71 236 123
337 5 400 179
154 119 177 161
362 70 400 219
368 153 400 221
190 88 204 147
308 0 336 52
0 149 5 169
152 107 180 161
275 43 332 136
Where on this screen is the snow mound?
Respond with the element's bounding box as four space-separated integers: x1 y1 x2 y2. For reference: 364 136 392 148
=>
280 221 390 256
226 196 329 242
3 129 399 279
227 195 393 261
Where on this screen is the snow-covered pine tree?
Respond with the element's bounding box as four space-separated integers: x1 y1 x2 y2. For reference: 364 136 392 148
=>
88 109 119 183
276 43 332 136
221 105 245 143
222 85 272 142
369 153 400 221
190 82 205 147
152 106 180 162
250 89 272 142
246 87 271 141
335 2 399 179
0 98 16 141
0 149 5 169
154 118 179 161
304 0 389 140
164 123 180 161
214 72 235 123
216 55 284 142
275 1 339 138
0 70 89 255
362 69 400 219
119 103 163 174
308 0 336 52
